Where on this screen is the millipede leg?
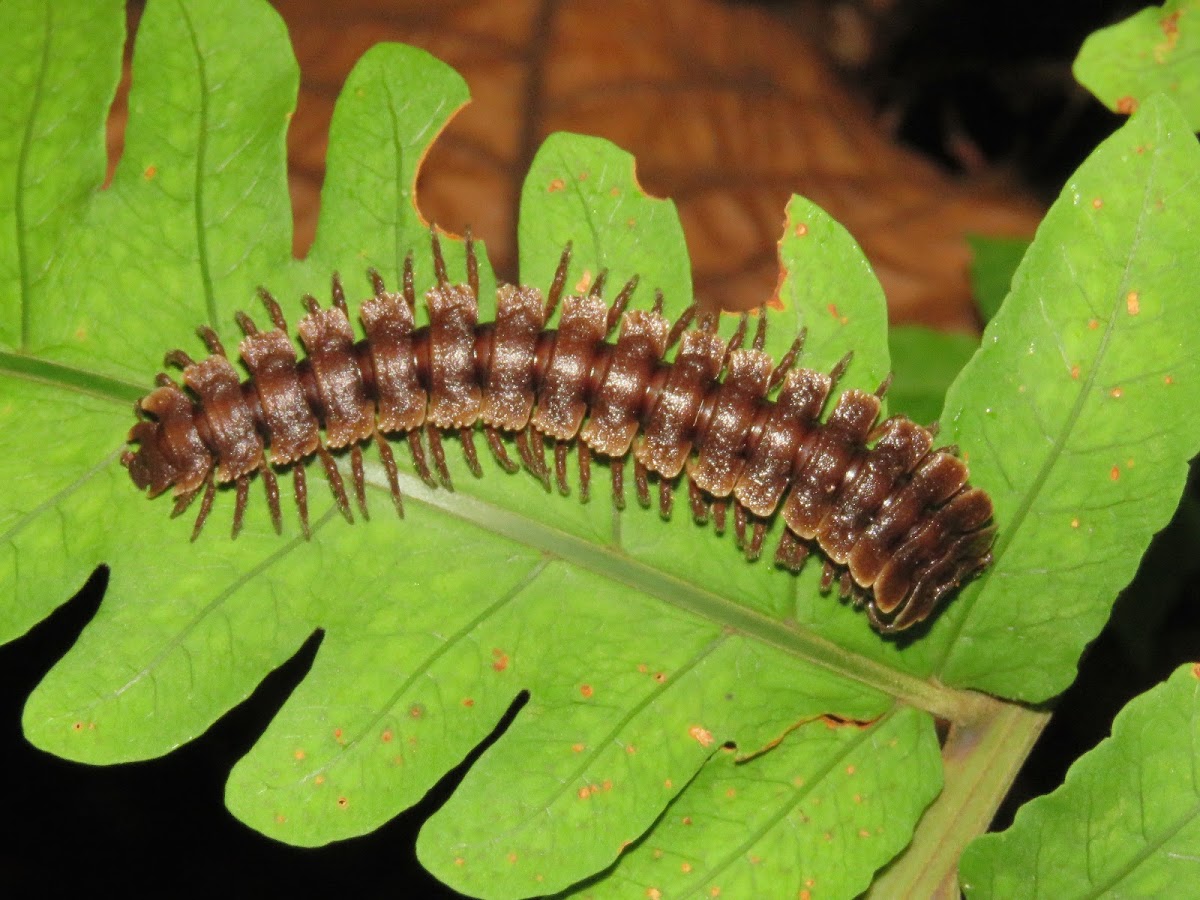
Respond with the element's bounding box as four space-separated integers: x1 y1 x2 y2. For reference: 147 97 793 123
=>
747 520 767 561
767 330 807 391
634 459 651 508
374 432 404 518
257 287 289 330
829 351 854 386
665 304 697 350
611 456 626 510
874 372 894 399
196 326 226 356
234 311 258 336
331 272 349 316
407 429 437 488
545 243 572 320
402 252 416 308
838 570 854 598
554 442 570 496
260 461 282 535
605 275 640 334
317 444 354 524
425 424 454 489
232 476 250 539
774 529 809 572
733 502 747 549
820 560 836 593
430 225 449 286
751 307 768 351
724 313 749 359
171 485 201 519
465 226 479 300
350 444 369 520
164 349 196 369
191 476 217 541
293 465 311 539
578 442 591 503
516 424 550 490
658 477 673 520
460 427 483 478
484 427 519 474
711 499 727 535
688 477 708 525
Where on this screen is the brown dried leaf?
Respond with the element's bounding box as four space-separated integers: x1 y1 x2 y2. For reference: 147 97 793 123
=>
112 0 1043 330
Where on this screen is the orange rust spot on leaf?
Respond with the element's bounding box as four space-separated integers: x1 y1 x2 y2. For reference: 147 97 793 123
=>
853 793 863 804
637 663 649 673
609 187 620 197
846 765 856 775
793 776 805 787
381 730 393 743
572 743 585 753
653 848 664 859
647 889 662 900
462 698 475 707
681 862 693 873
603 779 613 792
1165 375 1174 385
1088 318 1100 330
826 303 849 325
143 165 157 180
800 892 811 900
1091 197 1103 209
1115 95 1139 114
293 748 306 760
823 832 833 842
314 774 326 785
578 171 589 181
72 722 83 732
578 786 591 800
653 671 667 683
1071 365 1081 380
580 684 594 698
393 755 404 766
711 888 722 898
805 880 815 888
409 703 426 718
333 727 344 741
1192 663 1200 679
507 852 518 864
1110 465 1121 481
1071 517 1080 529
275 814 286 824
454 857 465 867
1126 291 1140 315
795 222 809 237
491 648 509 672
859 828 871 837
1126 458 1135 469
664 779 673 789
689 725 715 746
682 816 693 825
725 788 737 798
548 178 566 193
626 744 637 754
626 218 637 228
337 796 348 808
749 854 762 865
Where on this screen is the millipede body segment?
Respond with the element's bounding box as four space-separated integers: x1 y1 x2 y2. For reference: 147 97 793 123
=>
123 231 995 633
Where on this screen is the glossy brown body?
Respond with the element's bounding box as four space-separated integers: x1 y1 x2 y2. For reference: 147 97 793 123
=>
124 234 995 633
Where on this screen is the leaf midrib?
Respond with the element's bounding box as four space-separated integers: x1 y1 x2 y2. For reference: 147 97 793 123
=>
2 349 983 724
15 2 53 350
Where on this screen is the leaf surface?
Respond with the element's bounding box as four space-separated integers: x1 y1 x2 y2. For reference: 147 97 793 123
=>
1074 0 1200 130
928 95 1200 701
960 662 1200 898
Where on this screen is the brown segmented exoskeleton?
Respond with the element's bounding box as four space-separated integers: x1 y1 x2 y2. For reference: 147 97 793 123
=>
123 228 995 633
